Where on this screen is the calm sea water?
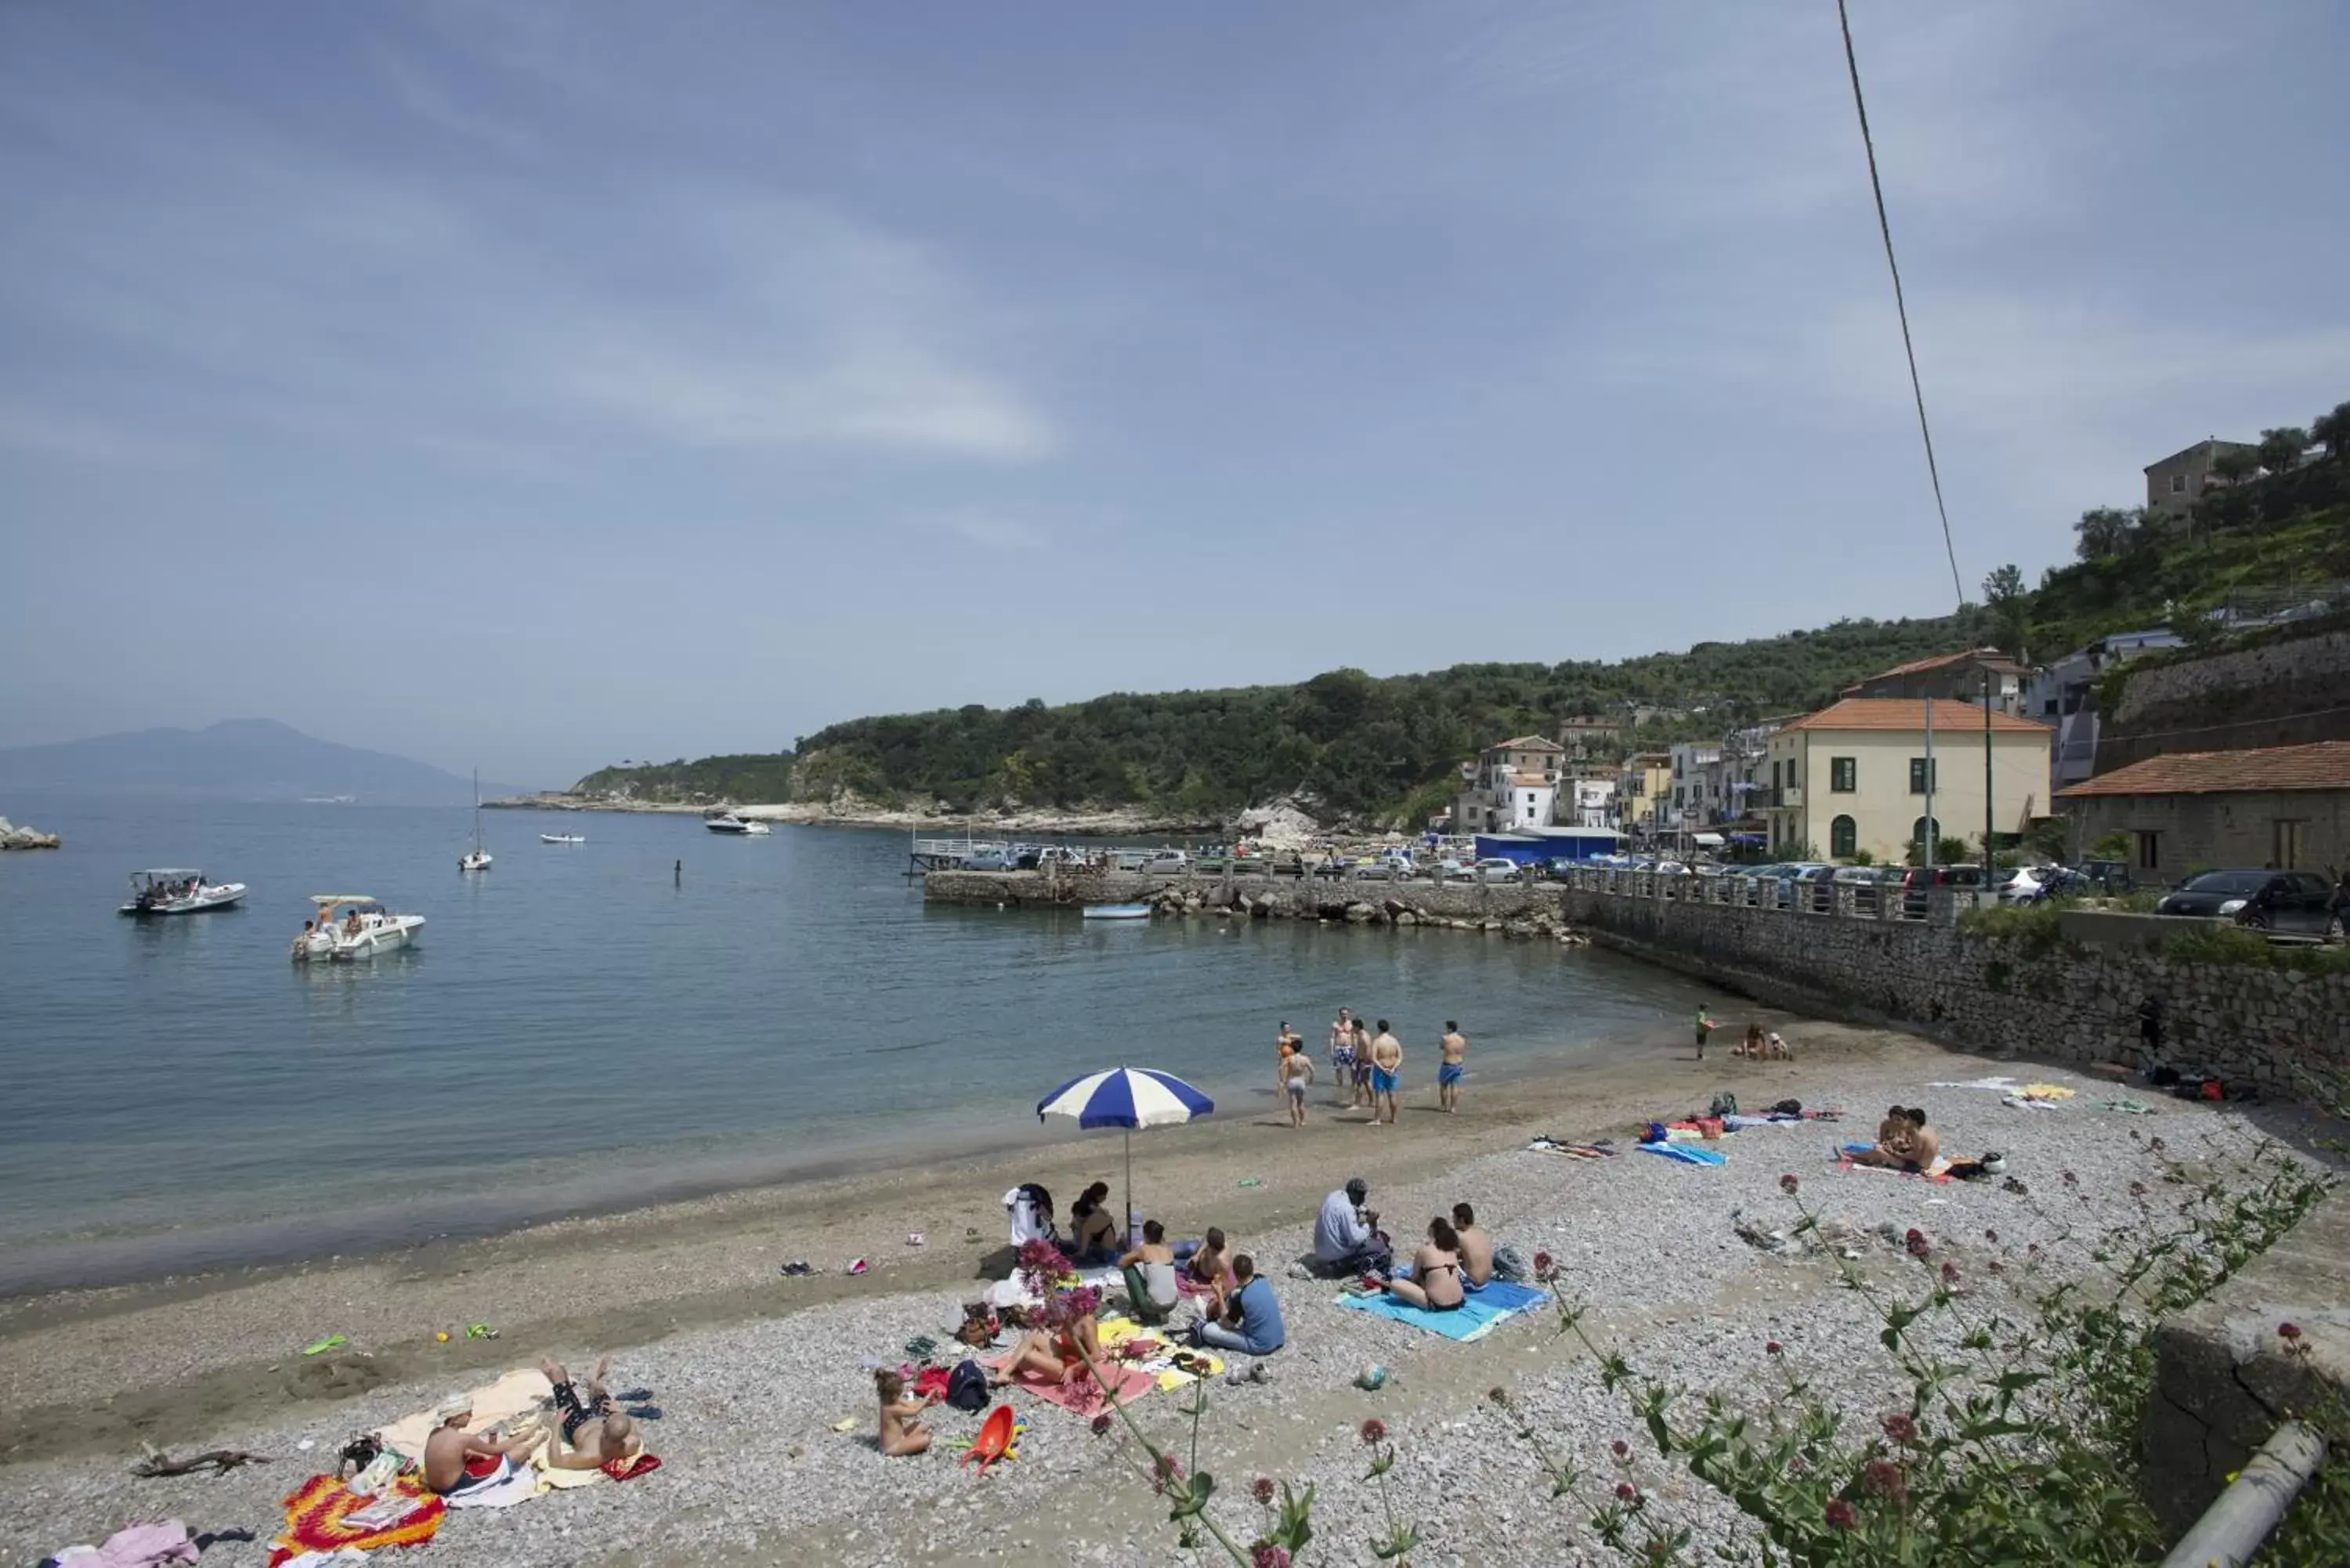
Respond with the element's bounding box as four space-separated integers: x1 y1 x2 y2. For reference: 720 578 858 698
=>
0 797 1710 1291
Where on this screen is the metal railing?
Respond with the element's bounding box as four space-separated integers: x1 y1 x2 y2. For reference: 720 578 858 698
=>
1562 865 1966 927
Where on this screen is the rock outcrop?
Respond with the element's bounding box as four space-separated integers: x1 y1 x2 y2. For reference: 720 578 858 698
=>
0 815 61 850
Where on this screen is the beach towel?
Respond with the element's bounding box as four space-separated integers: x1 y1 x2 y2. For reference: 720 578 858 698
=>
1333 1281 1548 1342
376 1367 549 1458
983 1352 1156 1416
49 1522 201 1566
266 1476 444 1566
1637 1143 1726 1166
1833 1145 1954 1183
444 1462 539 1509
531 1451 662 1490
1096 1316 1223 1389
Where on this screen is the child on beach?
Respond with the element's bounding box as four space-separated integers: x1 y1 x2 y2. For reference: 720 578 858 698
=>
875 1367 939 1456
1695 1006 1716 1060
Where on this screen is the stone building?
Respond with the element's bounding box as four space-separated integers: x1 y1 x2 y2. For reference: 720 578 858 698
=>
1452 735 1564 834
2055 740 2350 878
1842 647 2034 717
2145 436 2258 517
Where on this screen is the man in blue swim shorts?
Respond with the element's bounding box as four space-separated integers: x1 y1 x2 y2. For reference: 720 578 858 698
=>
1437 1021 1467 1114
1368 1020 1403 1126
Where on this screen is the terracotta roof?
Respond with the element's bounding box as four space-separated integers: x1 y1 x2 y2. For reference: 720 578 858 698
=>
2056 741 2350 799
1784 698 2052 735
1850 647 2030 685
1487 735 1565 753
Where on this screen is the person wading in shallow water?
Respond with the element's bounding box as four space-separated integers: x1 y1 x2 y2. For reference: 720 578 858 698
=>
1437 1021 1467 1114
1368 1021 1403 1126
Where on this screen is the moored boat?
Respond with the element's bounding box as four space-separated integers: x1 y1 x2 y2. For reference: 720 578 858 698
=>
120 869 247 916
1082 902 1152 920
294 895 425 961
540 833 586 844
460 769 493 871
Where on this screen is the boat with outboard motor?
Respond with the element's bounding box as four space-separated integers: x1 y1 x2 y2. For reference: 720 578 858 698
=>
120 869 247 916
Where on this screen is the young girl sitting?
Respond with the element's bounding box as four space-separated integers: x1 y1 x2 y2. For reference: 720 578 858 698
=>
876 1368 938 1456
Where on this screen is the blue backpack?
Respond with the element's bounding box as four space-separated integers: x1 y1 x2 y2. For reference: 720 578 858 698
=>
945 1360 991 1412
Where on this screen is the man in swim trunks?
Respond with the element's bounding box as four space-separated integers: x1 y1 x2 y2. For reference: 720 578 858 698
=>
1450 1201 1495 1285
1368 1021 1403 1126
1329 1008 1356 1104
1437 1021 1467 1113
538 1356 642 1472
1350 1018 1374 1108
421 1393 545 1496
1278 1042 1314 1126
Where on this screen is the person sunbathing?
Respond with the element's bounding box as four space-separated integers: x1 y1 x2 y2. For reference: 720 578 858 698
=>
1849 1107 1937 1172
1185 1227 1238 1316
875 1367 938 1456
1450 1202 1495 1287
997 1306 1104 1386
420 1393 544 1495
1118 1219 1181 1325
1384 1217 1468 1313
537 1356 641 1472
1067 1182 1122 1265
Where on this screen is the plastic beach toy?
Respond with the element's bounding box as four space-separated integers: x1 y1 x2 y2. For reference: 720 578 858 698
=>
1354 1364 1387 1391
302 1334 348 1356
962 1405 1017 1473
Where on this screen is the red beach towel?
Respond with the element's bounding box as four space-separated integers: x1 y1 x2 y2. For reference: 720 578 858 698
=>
268 1474 445 1565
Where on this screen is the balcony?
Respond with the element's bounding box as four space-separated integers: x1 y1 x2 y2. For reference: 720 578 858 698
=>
1775 786 1802 809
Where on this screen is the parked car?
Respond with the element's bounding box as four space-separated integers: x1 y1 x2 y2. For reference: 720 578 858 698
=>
1900 862 1983 914
1137 851 1191 875
2155 869 2344 938
1469 857 1521 883
2077 859 2135 894
965 847 1012 871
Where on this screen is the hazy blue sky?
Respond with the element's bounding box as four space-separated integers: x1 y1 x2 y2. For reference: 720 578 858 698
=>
4 1 2345 786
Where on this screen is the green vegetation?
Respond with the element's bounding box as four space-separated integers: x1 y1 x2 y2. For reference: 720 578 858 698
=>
580 403 2346 818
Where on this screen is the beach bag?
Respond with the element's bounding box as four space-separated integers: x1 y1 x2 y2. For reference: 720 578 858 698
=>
1770 1098 1802 1117
945 1360 991 1412
1491 1243 1531 1282
1708 1092 1739 1119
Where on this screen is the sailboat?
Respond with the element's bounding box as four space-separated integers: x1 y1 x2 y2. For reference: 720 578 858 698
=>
459 769 493 872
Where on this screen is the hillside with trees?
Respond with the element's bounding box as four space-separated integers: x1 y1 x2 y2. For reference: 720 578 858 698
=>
581 396 2347 823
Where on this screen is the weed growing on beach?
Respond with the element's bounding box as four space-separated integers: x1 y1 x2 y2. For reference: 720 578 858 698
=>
1522 1133 2336 1566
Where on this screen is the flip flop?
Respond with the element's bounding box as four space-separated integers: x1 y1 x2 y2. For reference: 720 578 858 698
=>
302 1334 348 1356
611 1387 654 1404
622 1404 663 1421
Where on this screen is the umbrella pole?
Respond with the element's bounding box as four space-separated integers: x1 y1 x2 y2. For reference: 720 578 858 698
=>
1123 1126 1134 1246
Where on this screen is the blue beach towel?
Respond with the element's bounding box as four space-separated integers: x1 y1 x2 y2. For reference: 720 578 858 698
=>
1334 1281 1548 1342
1637 1143 1726 1166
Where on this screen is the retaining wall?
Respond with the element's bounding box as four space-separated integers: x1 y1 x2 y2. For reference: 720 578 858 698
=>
1558 887 2350 1090
924 869 1564 926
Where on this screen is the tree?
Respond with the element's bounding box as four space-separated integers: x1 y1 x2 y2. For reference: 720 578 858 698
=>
2312 400 2350 464
2209 446 2260 486
1981 563 2025 604
1982 563 2029 657
2256 426 2309 478
2073 507 2132 562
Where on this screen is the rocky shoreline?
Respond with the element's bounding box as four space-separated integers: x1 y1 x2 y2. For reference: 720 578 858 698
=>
0 815 60 850
488 791 1233 836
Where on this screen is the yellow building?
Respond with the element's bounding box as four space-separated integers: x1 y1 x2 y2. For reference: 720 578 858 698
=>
1762 699 2052 862
1615 752 1673 834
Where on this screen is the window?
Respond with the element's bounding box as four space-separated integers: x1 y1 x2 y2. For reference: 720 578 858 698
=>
1830 757 1856 793
2272 820 2307 870
1830 815 1857 858
1908 757 1936 794
2136 830 2160 871
2170 473 2186 494
1772 760 1784 790
1911 816 1939 851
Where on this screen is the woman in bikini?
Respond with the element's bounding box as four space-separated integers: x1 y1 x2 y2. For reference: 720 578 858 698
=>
875 1367 939 1456
998 1302 1105 1386
1384 1216 1467 1312
1186 1227 1237 1316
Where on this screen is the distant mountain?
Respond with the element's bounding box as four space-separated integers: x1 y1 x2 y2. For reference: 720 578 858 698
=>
0 720 528 807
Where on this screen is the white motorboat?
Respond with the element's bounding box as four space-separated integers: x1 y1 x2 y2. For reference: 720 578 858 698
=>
294 895 425 962
705 813 765 835
460 769 493 871
1081 902 1152 920
744 820 772 836
120 868 247 916
540 833 586 844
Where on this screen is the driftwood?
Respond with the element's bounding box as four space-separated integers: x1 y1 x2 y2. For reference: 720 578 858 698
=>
131 1443 270 1478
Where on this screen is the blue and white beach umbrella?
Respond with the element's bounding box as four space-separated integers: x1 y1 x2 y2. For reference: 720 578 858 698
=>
1036 1068 1215 1234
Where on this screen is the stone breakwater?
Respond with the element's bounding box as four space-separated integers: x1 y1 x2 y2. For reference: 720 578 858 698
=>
1561 885 2350 1094
924 869 1589 941
0 815 60 850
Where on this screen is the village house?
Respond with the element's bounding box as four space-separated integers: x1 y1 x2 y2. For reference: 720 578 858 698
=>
1452 735 1564 835
2145 436 2259 518
1614 751 1672 836
2055 741 2350 880
1762 699 2053 862
1842 647 2035 717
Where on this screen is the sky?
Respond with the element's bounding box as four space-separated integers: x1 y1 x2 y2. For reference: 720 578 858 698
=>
3 1 2346 788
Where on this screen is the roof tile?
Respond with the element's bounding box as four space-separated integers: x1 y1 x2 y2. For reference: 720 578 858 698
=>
2055 741 2350 798
1784 698 2051 735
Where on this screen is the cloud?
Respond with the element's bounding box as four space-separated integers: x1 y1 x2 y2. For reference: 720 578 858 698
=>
375 48 534 157
940 511 1048 551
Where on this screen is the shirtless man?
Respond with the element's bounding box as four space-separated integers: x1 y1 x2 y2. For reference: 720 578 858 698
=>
1351 1018 1375 1109
1329 1008 1357 1105
1278 1042 1314 1126
1437 1022 1467 1113
537 1356 642 1473
421 1393 544 1496
1368 1021 1404 1126
1450 1201 1495 1286
1849 1107 1939 1172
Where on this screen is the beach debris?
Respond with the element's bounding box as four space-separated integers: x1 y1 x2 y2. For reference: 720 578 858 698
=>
847 1257 870 1276
132 1443 270 1478
906 1231 926 1247
1354 1365 1388 1391
465 1323 499 1340
301 1334 348 1357
1236 1176 1264 1188
830 1416 858 1433
779 1259 818 1277
434 1331 450 1344
964 1227 983 1243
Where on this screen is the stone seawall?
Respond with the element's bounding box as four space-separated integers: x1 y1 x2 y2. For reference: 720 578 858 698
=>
1560 888 2350 1093
924 869 1572 933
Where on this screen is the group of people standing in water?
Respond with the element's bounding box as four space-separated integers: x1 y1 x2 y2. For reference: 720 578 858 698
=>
1270 1007 1468 1128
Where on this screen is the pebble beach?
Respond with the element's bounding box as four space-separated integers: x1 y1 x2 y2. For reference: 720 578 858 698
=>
3 1022 2325 1566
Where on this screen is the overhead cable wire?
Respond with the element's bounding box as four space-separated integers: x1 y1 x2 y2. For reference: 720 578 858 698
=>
1834 0 1967 612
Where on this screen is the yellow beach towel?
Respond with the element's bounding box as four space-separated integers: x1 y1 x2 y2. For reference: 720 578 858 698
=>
377 1368 549 1459
2018 1083 2074 1101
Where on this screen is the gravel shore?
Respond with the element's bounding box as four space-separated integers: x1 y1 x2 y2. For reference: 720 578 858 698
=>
3 1035 2326 1566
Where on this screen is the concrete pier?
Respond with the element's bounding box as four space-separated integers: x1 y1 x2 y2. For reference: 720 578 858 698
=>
922 867 1575 933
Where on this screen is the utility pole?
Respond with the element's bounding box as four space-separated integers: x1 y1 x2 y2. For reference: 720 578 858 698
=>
1922 696 1936 870
1982 668 1997 897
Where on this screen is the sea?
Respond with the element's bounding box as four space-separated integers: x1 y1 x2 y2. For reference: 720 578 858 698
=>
0 797 1712 1293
